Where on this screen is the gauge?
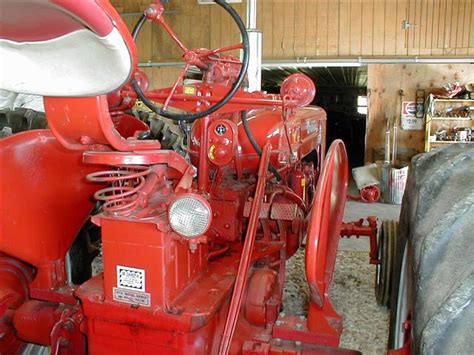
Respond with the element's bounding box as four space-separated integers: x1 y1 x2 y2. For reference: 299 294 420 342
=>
215 124 227 136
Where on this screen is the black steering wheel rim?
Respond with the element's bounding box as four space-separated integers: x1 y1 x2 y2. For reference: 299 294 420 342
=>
131 0 250 122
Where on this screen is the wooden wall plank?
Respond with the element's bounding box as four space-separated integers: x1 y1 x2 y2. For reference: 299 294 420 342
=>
395 0 408 55
282 0 296 58
461 0 472 48
294 0 307 57
209 4 221 51
455 0 467 55
450 0 460 49
316 0 329 56
361 0 374 56
438 0 447 49
272 1 285 59
261 0 273 58
373 0 385 56
220 2 232 53
326 0 339 56
418 0 431 55
412 0 423 54
349 0 363 56
339 0 351 56
443 0 453 52
383 0 396 55
469 0 474 48
305 1 318 57
406 0 417 54
230 3 245 57
110 0 474 62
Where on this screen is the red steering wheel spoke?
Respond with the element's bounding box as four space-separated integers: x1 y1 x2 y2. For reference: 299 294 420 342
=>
163 63 190 111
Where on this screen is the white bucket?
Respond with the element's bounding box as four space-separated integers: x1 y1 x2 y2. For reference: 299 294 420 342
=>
381 164 409 205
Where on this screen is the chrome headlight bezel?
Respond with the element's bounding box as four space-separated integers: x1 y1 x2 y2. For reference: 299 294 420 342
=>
168 194 212 239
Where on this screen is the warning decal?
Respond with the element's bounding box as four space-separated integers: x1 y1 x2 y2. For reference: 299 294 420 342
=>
117 265 146 292
113 287 151 307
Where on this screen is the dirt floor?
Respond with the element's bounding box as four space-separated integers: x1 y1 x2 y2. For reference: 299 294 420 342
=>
283 249 389 354
283 199 401 354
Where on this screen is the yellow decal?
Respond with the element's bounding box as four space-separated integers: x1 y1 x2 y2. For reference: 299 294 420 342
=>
183 86 196 95
208 145 216 160
301 178 306 187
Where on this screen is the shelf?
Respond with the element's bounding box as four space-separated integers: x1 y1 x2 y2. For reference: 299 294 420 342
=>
432 99 474 102
430 116 472 121
429 141 474 144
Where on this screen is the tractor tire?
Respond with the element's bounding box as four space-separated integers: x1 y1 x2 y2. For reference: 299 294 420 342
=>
375 220 398 307
389 144 474 353
0 108 47 137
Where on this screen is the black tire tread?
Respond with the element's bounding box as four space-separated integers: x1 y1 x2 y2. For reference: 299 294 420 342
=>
395 144 474 354
375 220 398 307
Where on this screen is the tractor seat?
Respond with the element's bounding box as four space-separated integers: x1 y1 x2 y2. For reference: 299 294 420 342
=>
0 0 136 97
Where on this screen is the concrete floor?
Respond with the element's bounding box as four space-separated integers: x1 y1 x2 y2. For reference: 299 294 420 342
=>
284 196 401 354
340 200 400 252
337 200 401 354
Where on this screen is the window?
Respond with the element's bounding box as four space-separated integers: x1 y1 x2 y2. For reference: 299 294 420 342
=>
357 96 367 115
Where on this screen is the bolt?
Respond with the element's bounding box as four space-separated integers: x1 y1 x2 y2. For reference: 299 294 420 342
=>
295 341 302 348
79 136 93 145
275 320 282 326
298 315 306 320
279 312 286 318
208 288 219 295
189 242 197 253
170 307 180 315
294 323 304 330
62 321 74 331
58 337 70 347
145 7 156 16
274 338 282 346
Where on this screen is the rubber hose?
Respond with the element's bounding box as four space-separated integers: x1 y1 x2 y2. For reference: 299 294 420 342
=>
240 111 281 180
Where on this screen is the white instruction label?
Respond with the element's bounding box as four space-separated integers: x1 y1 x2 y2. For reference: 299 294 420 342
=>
117 265 146 292
113 287 151 307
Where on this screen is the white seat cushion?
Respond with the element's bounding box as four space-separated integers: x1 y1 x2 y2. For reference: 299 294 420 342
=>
1 27 132 96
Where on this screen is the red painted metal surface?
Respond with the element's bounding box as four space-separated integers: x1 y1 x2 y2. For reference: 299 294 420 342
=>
0 130 99 289
340 217 379 264
0 1 366 353
0 257 33 353
360 185 381 203
190 107 326 175
13 300 63 346
1 0 114 41
44 96 162 151
218 144 271 354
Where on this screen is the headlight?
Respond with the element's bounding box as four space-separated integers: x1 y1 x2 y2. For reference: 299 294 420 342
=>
168 194 212 238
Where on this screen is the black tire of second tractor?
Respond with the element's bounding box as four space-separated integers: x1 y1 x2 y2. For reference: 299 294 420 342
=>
389 144 474 353
375 220 398 308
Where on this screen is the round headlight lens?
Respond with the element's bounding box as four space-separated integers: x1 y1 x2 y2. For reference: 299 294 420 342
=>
168 195 211 238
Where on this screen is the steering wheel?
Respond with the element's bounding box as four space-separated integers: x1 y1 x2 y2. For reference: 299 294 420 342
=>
131 0 250 122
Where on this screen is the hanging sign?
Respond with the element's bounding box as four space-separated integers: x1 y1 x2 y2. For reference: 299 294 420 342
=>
401 101 423 130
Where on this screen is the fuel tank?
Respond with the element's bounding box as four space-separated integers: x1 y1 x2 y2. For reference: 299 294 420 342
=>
189 106 326 174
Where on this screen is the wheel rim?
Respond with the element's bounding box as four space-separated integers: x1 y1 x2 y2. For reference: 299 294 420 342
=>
305 140 349 306
392 243 409 349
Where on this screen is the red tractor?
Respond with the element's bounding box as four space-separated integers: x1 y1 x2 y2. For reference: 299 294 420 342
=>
1 1 377 354
0 0 348 354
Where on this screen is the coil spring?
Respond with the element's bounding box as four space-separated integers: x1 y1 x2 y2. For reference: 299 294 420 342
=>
87 165 152 216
